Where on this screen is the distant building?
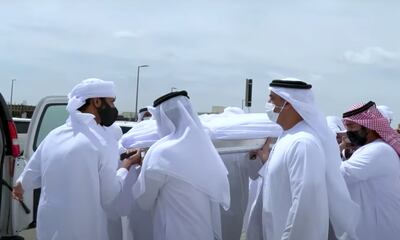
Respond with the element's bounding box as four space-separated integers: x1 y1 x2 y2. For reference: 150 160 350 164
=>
9 104 35 118
211 106 226 114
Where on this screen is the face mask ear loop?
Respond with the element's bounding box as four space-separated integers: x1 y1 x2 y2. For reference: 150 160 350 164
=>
276 101 287 114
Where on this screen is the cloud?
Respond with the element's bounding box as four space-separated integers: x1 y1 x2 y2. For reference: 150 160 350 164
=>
113 30 137 39
2 0 400 124
344 46 399 65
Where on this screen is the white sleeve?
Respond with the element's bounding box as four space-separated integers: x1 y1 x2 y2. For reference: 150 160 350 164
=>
340 143 394 184
98 152 129 212
281 140 326 240
113 166 140 216
134 172 165 210
17 142 44 191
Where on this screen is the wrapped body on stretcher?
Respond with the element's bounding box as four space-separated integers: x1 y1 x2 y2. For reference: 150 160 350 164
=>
119 111 283 154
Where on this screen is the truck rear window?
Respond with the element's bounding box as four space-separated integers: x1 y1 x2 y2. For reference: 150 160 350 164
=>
15 121 30 134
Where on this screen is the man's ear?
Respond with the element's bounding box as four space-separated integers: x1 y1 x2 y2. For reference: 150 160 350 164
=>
92 98 102 108
367 128 379 138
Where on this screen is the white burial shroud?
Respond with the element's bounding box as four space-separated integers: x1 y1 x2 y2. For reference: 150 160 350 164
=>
120 108 283 154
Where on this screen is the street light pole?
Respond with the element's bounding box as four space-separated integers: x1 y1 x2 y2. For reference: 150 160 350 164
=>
10 79 16 114
135 65 149 120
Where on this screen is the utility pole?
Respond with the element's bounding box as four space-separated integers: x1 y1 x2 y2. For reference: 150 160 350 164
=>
10 79 16 115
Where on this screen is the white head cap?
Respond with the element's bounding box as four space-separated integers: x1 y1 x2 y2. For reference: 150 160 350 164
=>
67 78 116 114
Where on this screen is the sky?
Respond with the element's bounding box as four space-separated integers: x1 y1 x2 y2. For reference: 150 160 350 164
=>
1 0 399 125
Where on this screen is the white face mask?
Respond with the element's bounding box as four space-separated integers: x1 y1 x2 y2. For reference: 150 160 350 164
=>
265 101 286 123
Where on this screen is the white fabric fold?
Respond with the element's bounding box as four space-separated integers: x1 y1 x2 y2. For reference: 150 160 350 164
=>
326 116 346 134
201 112 282 140
120 120 158 149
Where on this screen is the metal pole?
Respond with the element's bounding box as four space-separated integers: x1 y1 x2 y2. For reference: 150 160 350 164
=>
135 66 140 120
135 65 149 121
10 79 16 115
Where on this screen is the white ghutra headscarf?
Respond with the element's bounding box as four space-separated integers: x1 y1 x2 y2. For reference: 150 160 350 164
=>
133 93 230 210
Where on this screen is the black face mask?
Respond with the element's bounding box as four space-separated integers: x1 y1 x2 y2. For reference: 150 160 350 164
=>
347 127 368 146
97 99 118 127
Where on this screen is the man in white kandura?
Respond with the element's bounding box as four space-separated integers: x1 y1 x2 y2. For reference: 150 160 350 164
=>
13 78 141 240
341 101 400 240
247 79 359 240
132 90 230 240
137 107 152 122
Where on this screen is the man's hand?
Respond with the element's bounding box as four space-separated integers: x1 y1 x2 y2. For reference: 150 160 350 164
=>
121 148 142 170
249 149 269 163
339 136 359 160
249 137 276 163
13 182 24 201
339 136 353 152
